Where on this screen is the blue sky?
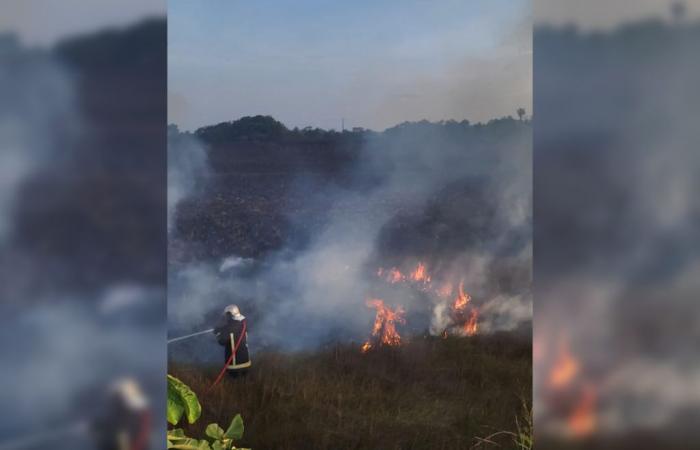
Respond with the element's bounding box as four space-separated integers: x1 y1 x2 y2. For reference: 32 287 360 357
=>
169 0 531 131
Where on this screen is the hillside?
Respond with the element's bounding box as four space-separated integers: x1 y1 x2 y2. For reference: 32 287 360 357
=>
169 116 531 264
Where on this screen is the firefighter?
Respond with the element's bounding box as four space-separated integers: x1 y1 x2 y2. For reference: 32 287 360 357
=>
213 304 251 378
91 378 151 450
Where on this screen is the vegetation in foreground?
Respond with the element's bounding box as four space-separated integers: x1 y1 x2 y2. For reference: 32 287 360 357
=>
170 332 531 450
167 374 248 450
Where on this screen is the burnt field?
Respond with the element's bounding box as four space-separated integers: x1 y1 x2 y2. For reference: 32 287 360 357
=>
168 116 531 264
170 332 531 450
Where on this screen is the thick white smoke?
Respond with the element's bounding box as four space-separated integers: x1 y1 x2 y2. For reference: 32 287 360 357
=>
167 127 209 233
0 37 80 241
0 287 164 443
0 26 167 447
534 18 700 438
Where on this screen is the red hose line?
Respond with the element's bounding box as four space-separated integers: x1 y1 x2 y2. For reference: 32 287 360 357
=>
208 320 247 391
130 410 151 450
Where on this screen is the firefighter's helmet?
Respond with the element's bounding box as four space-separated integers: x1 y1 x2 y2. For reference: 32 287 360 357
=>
224 304 245 320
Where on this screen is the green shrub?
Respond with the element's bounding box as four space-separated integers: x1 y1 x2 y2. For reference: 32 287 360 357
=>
167 375 249 450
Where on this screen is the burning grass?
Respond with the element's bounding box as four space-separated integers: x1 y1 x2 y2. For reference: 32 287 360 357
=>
170 332 531 450
360 299 406 353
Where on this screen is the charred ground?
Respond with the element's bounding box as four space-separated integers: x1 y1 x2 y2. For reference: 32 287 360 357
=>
168 116 530 265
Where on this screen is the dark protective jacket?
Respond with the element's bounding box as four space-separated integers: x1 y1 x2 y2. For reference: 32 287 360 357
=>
91 390 151 450
214 314 251 370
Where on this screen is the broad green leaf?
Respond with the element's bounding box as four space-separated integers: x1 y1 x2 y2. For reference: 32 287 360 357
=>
168 436 188 442
168 428 187 440
205 423 225 440
211 441 224 450
167 383 185 425
169 443 199 449
224 414 244 440
168 375 202 424
170 438 207 450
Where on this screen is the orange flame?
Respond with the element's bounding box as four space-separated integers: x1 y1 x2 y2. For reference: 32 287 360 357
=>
361 298 406 352
374 265 481 339
543 333 598 439
568 385 597 438
448 279 479 336
377 262 433 286
549 341 580 389
452 280 471 310
386 268 404 283
463 308 479 336
410 262 431 283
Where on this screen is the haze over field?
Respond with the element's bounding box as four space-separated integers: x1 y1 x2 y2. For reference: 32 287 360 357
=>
0 14 166 448
536 0 700 29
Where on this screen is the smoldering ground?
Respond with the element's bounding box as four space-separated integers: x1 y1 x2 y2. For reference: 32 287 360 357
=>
168 117 532 361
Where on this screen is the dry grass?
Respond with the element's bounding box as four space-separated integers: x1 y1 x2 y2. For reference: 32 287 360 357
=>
170 332 531 450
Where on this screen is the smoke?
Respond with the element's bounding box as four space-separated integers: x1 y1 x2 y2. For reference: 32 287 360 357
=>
0 19 167 448
0 286 165 443
536 0 700 30
534 19 700 439
219 256 253 273
0 36 79 242
167 126 209 233
169 118 532 358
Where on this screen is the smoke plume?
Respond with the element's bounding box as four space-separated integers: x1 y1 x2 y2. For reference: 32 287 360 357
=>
169 118 532 358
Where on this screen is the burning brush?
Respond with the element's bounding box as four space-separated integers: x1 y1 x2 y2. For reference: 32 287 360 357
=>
449 280 479 337
361 299 406 353
375 262 481 339
539 334 599 439
377 262 431 288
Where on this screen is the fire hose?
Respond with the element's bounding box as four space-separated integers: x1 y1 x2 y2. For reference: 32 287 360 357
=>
131 410 152 450
168 323 248 391
2 326 245 449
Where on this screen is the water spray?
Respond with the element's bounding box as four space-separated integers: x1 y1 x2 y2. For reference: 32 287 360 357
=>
167 328 214 344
